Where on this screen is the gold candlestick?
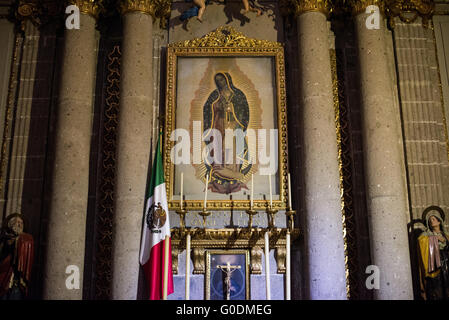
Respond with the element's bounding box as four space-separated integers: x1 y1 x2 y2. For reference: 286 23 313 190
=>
266 207 278 230
199 208 211 227
285 208 296 232
245 208 258 229
175 208 187 232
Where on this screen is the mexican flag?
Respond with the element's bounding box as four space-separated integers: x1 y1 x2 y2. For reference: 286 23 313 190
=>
139 134 174 300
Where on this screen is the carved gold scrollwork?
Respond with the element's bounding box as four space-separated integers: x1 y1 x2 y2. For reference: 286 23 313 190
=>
385 0 434 28
170 26 282 48
250 246 263 274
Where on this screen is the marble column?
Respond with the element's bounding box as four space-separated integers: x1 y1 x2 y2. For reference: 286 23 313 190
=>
295 3 347 299
111 1 154 299
352 0 413 299
43 2 99 299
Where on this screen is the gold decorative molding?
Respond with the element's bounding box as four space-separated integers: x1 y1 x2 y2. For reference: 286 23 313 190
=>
349 0 386 15
331 49 356 299
169 26 283 49
250 246 262 274
386 0 435 28
68 0 101 19
280 0 333 17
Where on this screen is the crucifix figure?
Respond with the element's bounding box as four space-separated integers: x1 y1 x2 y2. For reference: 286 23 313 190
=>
217 262 241 300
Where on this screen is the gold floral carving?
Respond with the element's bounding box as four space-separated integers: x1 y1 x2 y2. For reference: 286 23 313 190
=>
386 0 434 28
279 0 334 17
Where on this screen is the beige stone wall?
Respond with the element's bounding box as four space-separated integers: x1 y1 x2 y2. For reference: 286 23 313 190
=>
393 18 449 228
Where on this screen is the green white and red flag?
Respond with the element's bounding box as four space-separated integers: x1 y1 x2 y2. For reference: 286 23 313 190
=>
139 134 173 300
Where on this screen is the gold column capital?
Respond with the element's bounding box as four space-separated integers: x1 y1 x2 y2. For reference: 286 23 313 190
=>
348 0 386 15
14 0 64 30
119 0 172 18
67 0 101 19
281 0 334 18
119 0 155 16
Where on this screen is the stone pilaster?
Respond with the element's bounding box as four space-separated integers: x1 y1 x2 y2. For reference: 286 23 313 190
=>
352 1 413 299
294 1 347 299
0 19 16 224
43 9 98 299
111 1 154 299
4 21 39 217
394 20 449 224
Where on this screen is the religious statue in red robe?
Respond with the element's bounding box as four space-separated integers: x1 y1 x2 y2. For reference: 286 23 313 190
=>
0 213 34 300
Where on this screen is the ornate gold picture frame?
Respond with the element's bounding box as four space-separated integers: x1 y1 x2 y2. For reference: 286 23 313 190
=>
205 249 250 300
163 26 289 211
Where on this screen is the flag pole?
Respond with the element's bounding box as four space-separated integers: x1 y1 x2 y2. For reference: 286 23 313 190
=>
185 232 191 300
264 230 271 300
162 235 169 300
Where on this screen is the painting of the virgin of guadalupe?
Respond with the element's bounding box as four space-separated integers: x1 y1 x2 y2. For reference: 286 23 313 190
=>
202 72 252 194
167 50 288 210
